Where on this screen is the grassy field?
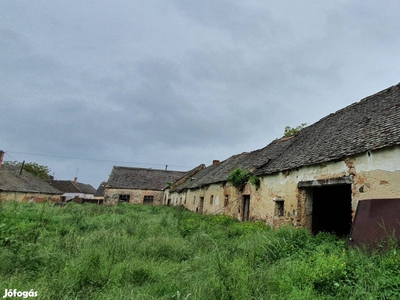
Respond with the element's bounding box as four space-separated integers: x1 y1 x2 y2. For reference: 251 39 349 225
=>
1 201 399 299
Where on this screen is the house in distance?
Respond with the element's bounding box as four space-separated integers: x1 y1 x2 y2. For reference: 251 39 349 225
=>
0 151 63 202
104 166 187 205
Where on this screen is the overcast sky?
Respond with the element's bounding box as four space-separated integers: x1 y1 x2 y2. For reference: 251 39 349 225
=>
1 1 400 188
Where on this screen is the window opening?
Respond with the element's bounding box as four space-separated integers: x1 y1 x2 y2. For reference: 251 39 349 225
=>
143 195 154 204
274 200 284 217
119 194 130 202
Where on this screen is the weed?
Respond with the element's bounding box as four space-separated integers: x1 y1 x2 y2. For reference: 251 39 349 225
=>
0 202 399 299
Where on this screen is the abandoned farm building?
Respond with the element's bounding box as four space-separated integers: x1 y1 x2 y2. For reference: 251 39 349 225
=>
0 153 63 202
165 82 400 236
104 166 187 205
49 178 97 203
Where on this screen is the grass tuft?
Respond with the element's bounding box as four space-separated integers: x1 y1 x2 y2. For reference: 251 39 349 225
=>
0 201 399 299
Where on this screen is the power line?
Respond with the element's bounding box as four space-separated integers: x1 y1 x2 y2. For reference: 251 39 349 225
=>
4 150 191 169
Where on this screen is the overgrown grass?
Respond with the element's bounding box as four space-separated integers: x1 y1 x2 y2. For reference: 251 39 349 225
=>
1 201 399 299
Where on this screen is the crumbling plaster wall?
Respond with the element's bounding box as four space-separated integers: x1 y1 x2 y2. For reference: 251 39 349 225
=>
169 184 243 218
164 146 400 229
257 145 400 228
0 192 61 203
350 146 400 201
258 160 349 228
104 188 163 205
170 182 270 221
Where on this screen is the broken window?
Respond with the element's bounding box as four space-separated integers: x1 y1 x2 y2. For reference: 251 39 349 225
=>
274 200 284 217
119 194 130 202
143 195 154 204
210 195 214 205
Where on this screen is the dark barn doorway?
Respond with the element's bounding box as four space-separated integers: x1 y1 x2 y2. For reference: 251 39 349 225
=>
242 195 250 221
311 184 352 236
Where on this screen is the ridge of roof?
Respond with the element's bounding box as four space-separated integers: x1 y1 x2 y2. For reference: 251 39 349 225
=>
257 82 400 174
107 165 187 190
49 180 96 194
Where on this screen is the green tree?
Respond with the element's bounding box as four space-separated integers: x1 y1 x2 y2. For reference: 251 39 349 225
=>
4 161 53 180
284 123 307 137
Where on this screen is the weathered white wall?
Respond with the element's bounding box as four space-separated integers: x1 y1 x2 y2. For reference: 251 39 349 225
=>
166 145 400 230
0 192 61 203
63 193 94 200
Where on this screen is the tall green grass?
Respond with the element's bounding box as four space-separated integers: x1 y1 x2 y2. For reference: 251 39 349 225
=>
1 201 399 299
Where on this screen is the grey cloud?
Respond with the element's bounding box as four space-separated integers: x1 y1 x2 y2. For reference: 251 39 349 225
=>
2 1 400 187
174 0 289 42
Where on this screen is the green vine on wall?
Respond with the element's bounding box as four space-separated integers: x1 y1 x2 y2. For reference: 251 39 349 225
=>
227 168 260 191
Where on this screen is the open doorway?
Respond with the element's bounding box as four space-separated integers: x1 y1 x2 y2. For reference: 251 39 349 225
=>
198 197 204 213
242 195 250 221
311 184 352 236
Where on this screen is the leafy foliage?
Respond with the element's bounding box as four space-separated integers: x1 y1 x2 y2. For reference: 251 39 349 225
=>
227 168 260 191
3 161 52 180
284 122 307 137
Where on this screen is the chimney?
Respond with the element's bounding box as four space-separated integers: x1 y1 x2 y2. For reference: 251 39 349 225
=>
213 160 220 166
74 177 77 183
0 150 4 169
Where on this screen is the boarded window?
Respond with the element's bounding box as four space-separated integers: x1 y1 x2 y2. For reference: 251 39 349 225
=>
143 195 154 204
119 194 130 202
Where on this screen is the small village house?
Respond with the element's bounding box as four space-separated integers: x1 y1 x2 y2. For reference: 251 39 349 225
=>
49 178 97 203
0 151 63 202
94 181 107 203
104 166 186 205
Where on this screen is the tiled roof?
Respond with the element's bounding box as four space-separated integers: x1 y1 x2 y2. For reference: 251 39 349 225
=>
95 182 107 196
49 180 96 194
107 166 187 190
173 82 400 189
256 82 400 174
0 166 63 194
169 164 206 190
173 138 293 191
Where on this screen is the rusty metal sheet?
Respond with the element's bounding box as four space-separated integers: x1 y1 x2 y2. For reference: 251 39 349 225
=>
349 198 400 247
